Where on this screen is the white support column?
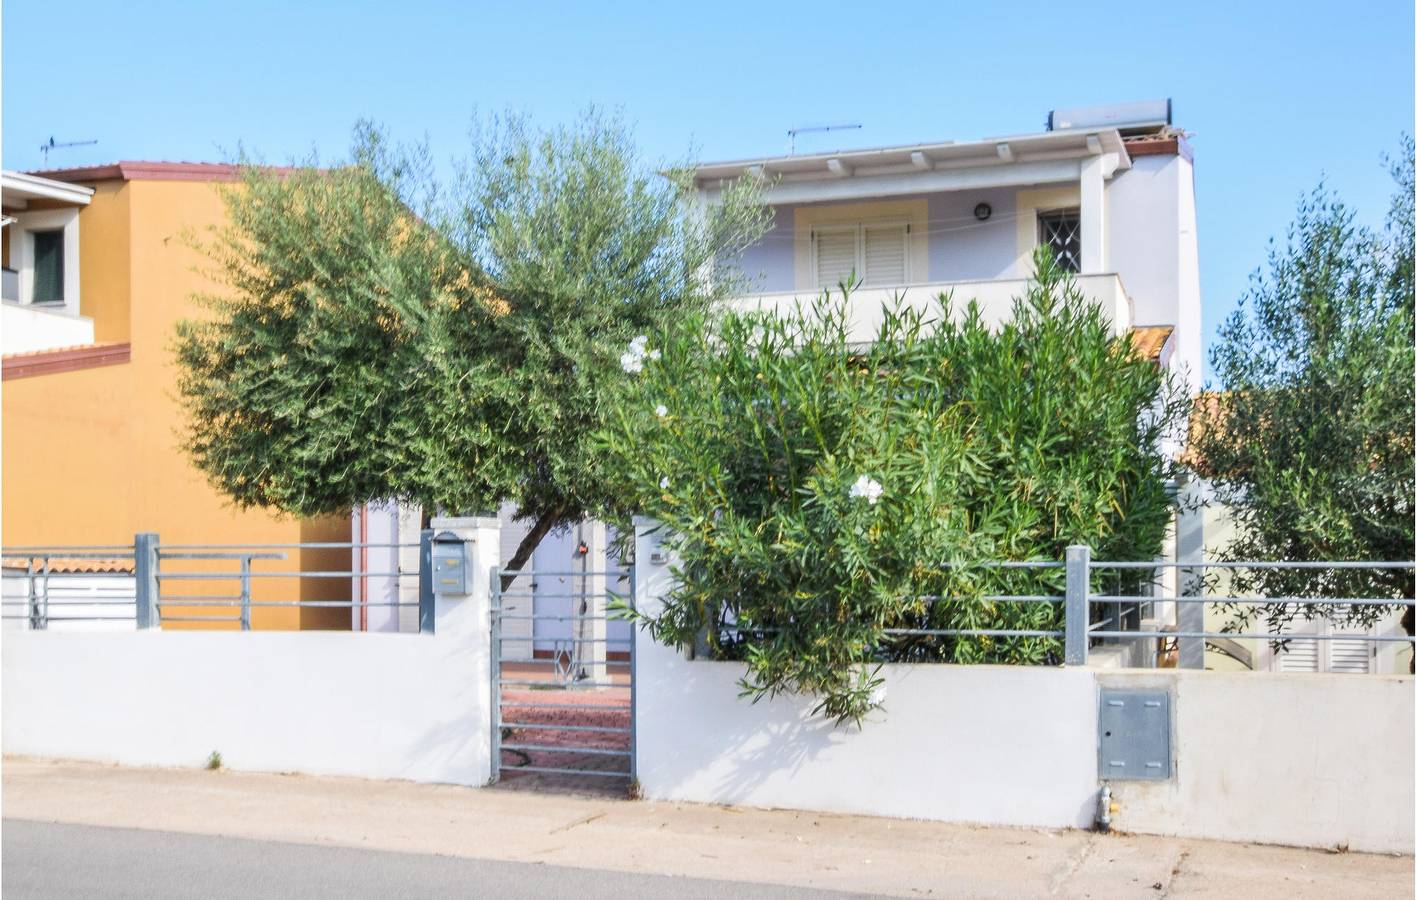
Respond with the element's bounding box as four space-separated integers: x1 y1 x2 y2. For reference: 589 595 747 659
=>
576 519 609 684
1079 155 1108 274
429 515 500 785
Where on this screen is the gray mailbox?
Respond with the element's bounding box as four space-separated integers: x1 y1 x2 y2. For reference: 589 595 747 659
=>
430 531 470 596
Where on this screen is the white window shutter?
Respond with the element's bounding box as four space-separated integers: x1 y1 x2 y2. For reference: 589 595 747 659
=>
1268 609 1373 674
1275 639 1320 672
862 224 908 286
1327 635 1371 673
814 227 858 289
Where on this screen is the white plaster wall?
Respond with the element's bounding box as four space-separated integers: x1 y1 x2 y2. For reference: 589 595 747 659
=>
632 524 1411 850
1 301 95 354
2 631 487 784
2 517 498 786
1106 154 1203 397
635 640 1101 829
1100 670 1414 854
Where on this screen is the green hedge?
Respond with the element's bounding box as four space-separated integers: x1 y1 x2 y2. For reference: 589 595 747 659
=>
598 254 1186 722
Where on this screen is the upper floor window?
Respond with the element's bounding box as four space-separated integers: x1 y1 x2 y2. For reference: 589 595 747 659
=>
1037 209 1081 273
32 230 65 304
5 207 81 316
812 222 909 289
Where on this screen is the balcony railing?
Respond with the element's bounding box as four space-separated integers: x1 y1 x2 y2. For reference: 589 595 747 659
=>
728 273 1133 342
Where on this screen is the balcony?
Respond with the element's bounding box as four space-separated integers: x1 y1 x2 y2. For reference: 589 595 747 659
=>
2 301 95 356
727 273 1134 343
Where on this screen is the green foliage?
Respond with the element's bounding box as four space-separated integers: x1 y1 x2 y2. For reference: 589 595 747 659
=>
176 113 768 569
205 750 222 770
1193 139 1415 631
598 253 1185 722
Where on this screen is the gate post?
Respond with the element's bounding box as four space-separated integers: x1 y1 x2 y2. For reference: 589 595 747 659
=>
1064 544 1090 666
632 517 676 622
428 515 500 786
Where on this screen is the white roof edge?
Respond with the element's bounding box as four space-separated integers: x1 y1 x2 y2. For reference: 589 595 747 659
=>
689 128 1130 181
1 170 96 206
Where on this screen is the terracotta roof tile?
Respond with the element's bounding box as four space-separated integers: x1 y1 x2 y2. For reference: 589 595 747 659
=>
1 557 134 574
1129 325 1174 364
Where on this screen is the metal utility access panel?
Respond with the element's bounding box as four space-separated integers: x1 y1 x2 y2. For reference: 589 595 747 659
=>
1098 690 1171 781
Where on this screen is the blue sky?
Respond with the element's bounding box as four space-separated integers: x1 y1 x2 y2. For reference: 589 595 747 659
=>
5 1 1412 382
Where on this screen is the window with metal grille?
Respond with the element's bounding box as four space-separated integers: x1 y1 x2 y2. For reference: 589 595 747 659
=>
32 230 64 304
1037 209 1081 273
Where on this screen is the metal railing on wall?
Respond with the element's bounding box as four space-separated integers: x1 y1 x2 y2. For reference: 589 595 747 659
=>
688 547 1415 672
1078 556 1416 670
1 545 140 628
2 532 440 633
5 535 1412 670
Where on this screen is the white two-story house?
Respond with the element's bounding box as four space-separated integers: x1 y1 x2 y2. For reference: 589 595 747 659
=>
689 100 1209 667
696 100 1200 400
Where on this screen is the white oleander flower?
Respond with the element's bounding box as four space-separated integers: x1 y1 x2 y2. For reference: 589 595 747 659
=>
659 476 671 489
848 475 883 504
869 684 887 707
648 349 661 361
620 352 644 374
655 404 668 418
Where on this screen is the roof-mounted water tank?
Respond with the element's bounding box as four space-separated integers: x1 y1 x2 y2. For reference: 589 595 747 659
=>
1047 100 1172 135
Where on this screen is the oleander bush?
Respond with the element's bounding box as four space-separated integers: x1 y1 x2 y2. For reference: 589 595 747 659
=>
598 251 1187 722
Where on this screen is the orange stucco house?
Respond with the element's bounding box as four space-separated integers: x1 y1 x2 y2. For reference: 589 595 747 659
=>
2 162 350 629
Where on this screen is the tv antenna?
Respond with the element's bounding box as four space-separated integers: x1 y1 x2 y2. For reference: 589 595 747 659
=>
787 123 862 155
39 136 99 165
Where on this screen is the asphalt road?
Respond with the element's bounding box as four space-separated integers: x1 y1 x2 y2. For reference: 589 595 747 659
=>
3 820 867 900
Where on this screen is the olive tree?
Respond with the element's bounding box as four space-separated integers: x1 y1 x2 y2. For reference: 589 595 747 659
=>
1191 139 1414 644
175 112 768 580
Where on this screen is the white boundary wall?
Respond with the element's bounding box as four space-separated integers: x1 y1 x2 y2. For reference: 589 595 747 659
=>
637 651 1101 829
2 517 498 787
1100 669 1414 853
632 520 1415 854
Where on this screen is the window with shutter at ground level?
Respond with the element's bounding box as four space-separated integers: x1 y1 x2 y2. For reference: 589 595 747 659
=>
1268 608 1375 673
811 222 909 289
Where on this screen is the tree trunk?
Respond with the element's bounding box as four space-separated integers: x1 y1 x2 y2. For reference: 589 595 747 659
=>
499 505 568 593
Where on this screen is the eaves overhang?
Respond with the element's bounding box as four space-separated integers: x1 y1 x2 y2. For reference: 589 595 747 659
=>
1 170 95 209
690 128 1132 190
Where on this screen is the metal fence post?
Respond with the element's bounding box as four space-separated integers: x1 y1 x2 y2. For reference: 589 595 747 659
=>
134 532 160 629
417 529 435 634
24 559 41 630
489 565 502 783
239 556 253 631
1064 544 1090 666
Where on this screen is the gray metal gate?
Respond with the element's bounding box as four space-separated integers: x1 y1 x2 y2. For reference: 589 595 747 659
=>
490 565 635 791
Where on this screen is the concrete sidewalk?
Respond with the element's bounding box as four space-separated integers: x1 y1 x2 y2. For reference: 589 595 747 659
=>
3 758 1410 899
